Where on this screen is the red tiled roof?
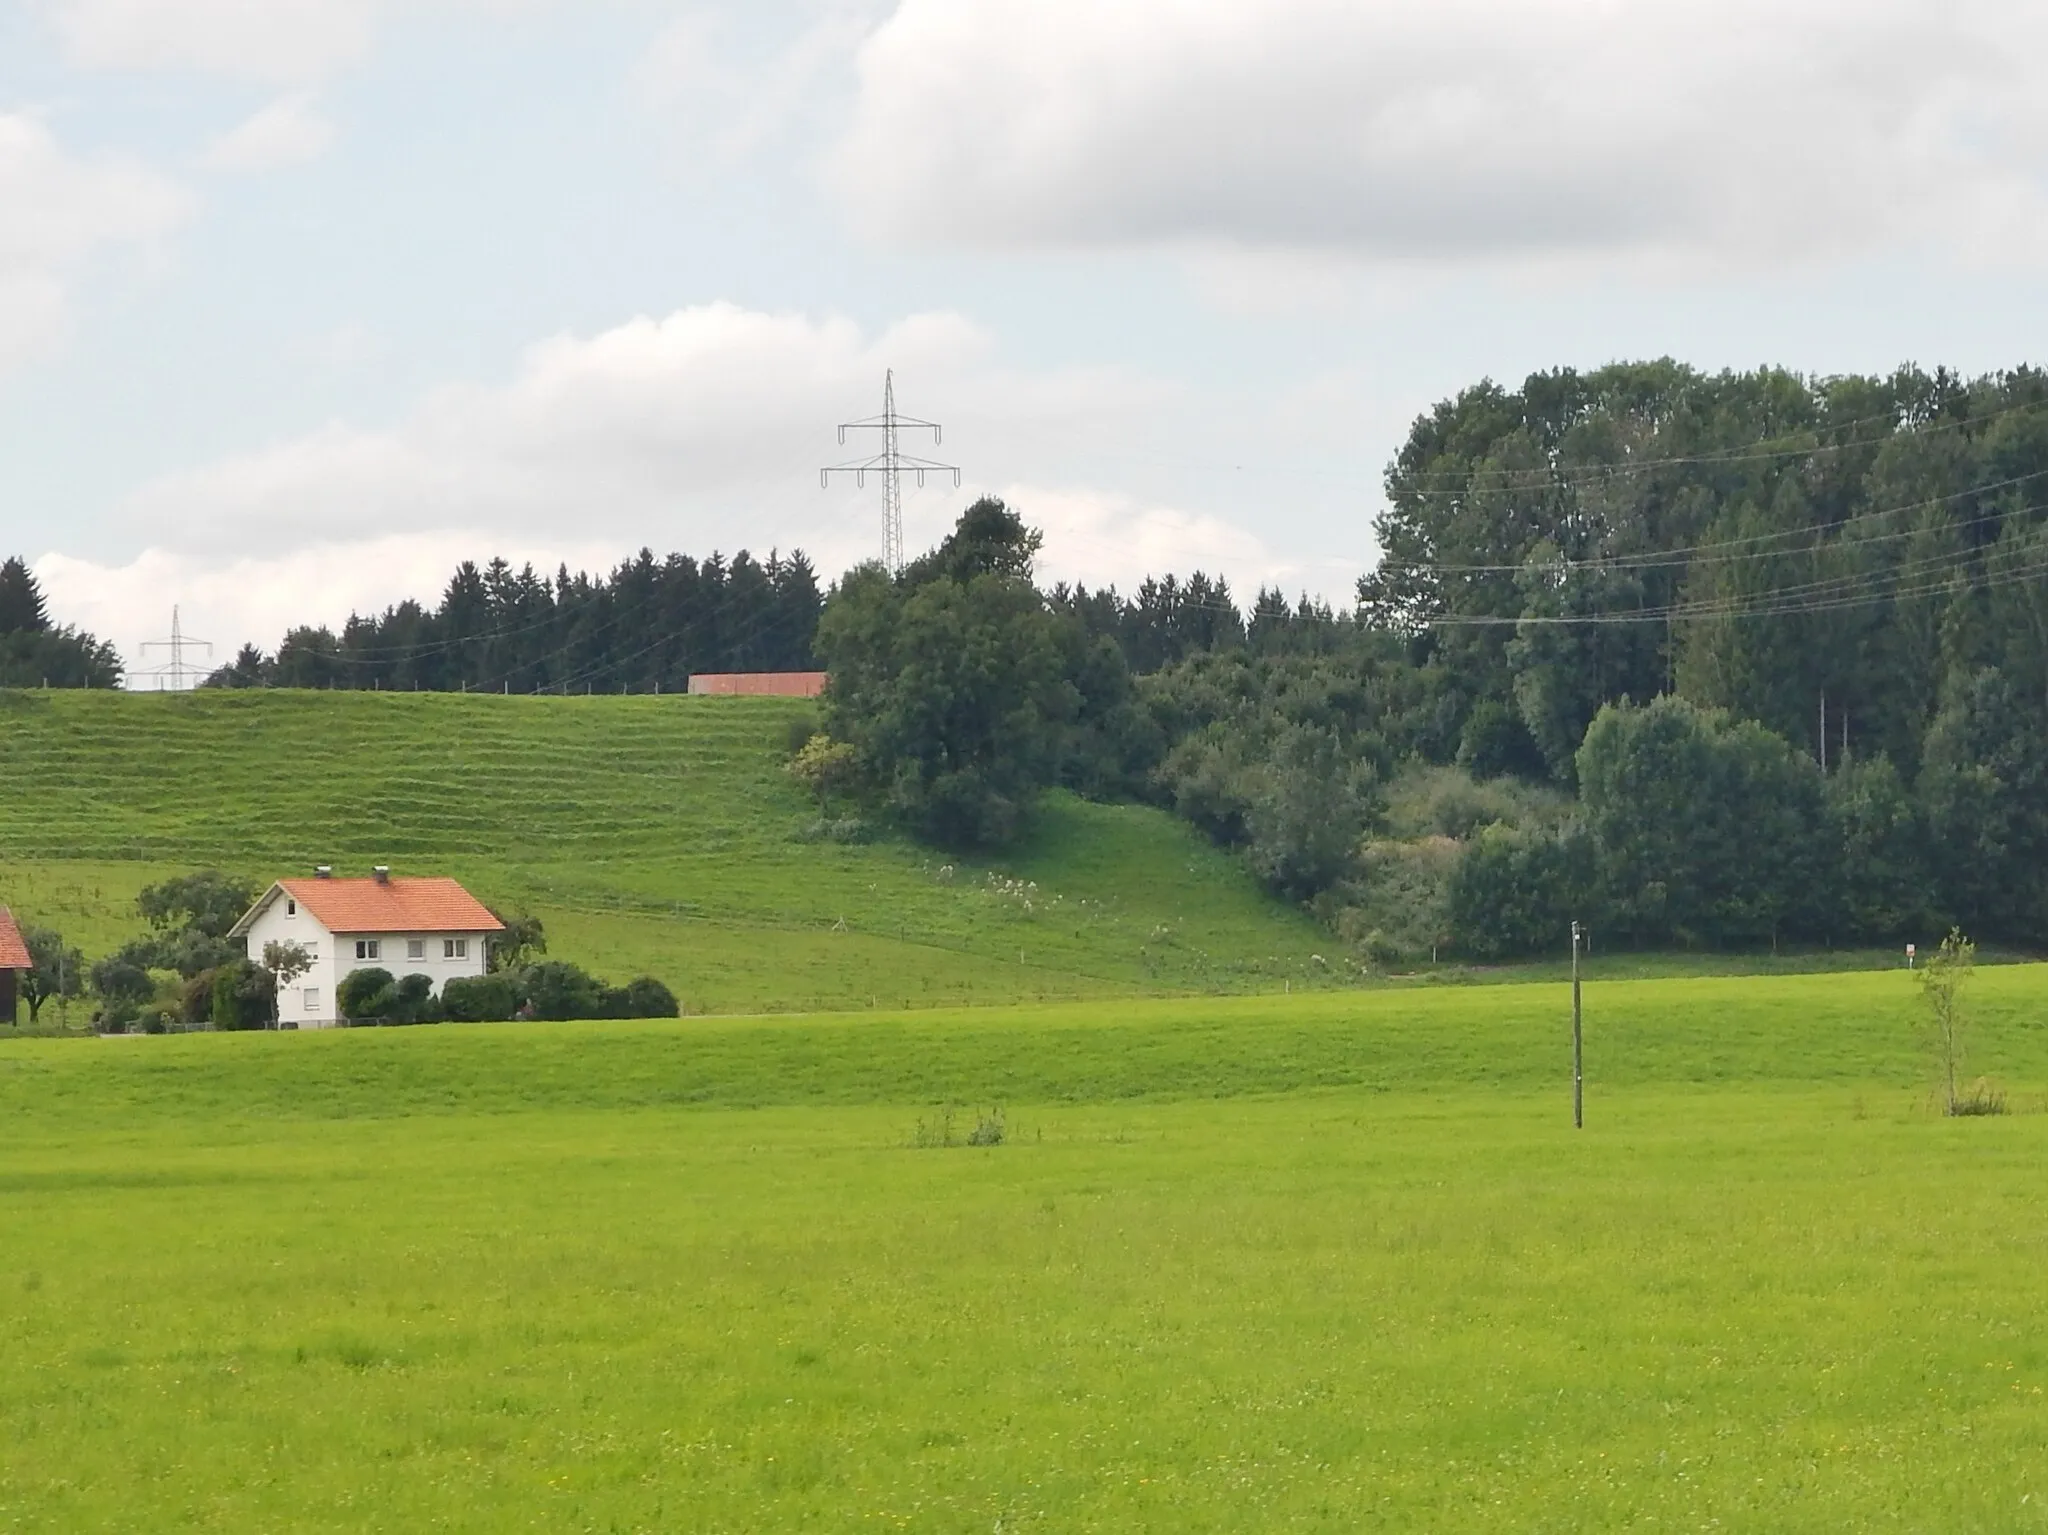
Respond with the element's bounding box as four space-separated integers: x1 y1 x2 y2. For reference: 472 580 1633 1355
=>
0 908 28 971
270 877 505 936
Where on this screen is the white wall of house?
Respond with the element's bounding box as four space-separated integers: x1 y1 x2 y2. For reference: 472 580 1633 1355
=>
243 894 341 1027
243 896 491 1027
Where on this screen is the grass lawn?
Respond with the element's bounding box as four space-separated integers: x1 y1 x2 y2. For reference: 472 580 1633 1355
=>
4 968 2048 1529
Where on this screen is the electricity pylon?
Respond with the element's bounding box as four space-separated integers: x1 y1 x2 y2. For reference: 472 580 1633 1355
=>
822 370 960 574
137 606 214 691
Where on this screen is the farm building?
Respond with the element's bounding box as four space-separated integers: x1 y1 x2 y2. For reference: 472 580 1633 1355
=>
687 671 827 698
0 906 28 1025
229 868 503 1028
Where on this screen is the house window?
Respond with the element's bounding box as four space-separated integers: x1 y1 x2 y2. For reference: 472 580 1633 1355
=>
356 939 380 961
303 988 319 1012
286 900 297 917
407 939 426 960
444 938 468 960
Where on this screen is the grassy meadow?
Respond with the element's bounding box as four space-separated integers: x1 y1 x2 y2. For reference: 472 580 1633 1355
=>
5 967 2048 1529
0 689 1335 1014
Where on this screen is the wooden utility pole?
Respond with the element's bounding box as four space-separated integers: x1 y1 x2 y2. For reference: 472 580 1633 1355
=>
1572 920 1584 1130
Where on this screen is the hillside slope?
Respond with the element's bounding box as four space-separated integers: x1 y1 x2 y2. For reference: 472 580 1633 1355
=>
0 690 1333 1012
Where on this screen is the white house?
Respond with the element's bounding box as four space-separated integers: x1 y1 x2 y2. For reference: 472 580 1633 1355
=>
230 867 505 1027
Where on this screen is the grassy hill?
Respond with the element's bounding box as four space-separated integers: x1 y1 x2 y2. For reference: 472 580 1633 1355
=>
0 689 1335 1012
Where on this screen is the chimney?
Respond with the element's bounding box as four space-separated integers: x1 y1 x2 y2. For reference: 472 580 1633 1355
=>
314 865 333 880
372 865 391 884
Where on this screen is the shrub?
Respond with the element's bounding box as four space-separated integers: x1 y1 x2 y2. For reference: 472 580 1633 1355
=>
787 732 857 810
336 967 396 1023
1446 823 1598 961
441 973 519 1023
90 946 155 1013
1950 1080 2007 1117
390 974 438 1026
180 970 218 1026
618 976 679 1019
210 959 275 1032
518 960 606 1021
1244 725 1380 901
783 710 822 757
135 1003 179 1035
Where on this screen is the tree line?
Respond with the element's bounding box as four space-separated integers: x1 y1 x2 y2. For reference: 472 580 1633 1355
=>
0 558 120 688
205 549 827 693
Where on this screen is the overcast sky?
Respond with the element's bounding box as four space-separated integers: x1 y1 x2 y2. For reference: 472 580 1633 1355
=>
5 0 2048 675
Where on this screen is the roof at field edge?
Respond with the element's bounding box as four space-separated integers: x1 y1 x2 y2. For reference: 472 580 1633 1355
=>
0 907 28 970
229 877 506 939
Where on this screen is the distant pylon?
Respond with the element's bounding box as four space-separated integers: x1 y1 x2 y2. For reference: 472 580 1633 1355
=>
821 370 960 573
137 606 214 692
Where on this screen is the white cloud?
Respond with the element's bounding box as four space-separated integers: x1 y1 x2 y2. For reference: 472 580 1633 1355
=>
68 302 1299 660
121 303 997 556
201 94 337 173
832 0 2048 271
112 301 1176 559
46 0 380 85
0 114 191 372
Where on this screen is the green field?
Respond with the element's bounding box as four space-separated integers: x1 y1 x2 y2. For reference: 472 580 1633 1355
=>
4 968 2048 1529
0 690 1334 1014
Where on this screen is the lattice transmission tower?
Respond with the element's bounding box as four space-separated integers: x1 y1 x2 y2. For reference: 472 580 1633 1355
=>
821 370 959 573
136 606 214 691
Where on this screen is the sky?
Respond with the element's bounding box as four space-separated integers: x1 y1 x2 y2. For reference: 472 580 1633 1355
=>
5 0 2048 680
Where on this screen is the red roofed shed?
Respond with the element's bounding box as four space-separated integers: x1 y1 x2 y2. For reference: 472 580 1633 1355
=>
688 672 827 699
0 907 30 1025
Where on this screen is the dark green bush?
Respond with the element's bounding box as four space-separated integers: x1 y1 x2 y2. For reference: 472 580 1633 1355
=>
618 976 680 1019
1446 823 1599 961
90 945 155 1013
518 961 605 1021
336 967 395 1022
210 959 275 1032
390 974 437 1026
441 973 519 1023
